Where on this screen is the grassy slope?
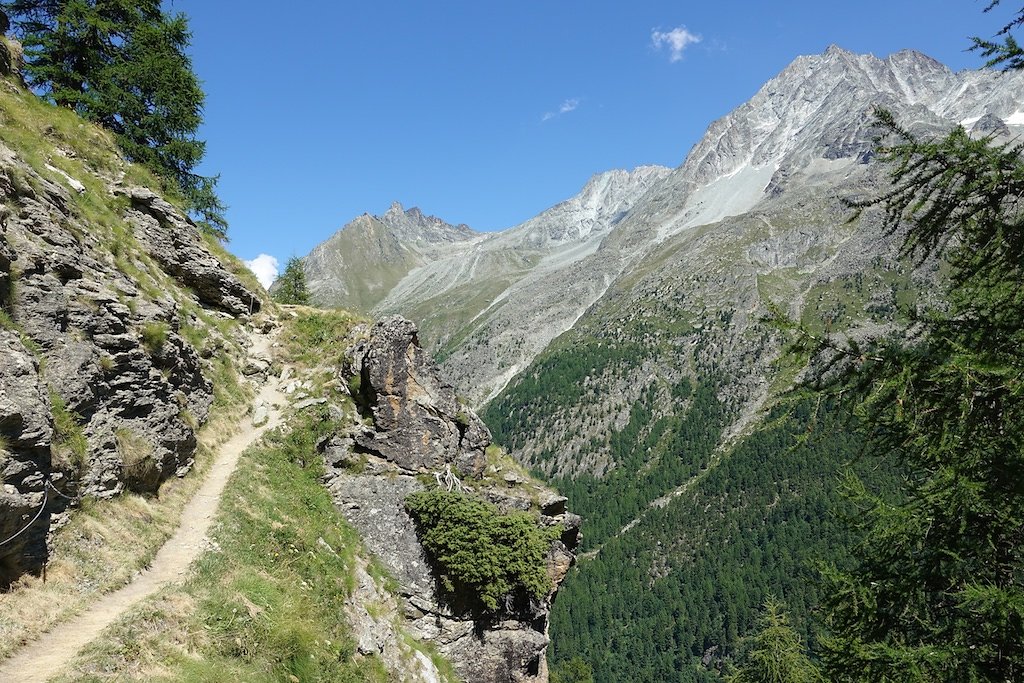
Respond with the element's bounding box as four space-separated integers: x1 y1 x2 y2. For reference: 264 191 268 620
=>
53 403 389 682
307 218 422 313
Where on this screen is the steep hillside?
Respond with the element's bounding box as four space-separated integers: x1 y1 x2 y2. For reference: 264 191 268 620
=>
19 309 576 683
0 54 265 587
300 201 481 312
482 177 912 680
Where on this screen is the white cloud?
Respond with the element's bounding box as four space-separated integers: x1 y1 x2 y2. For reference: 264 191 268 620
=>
651 26 702 62
542 98 581 122
244 253 279 290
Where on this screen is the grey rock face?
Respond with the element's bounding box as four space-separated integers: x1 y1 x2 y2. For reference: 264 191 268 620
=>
123 187 260 316
346 315 488 477
378 201 477 244
973 112 1011 137
0 140 249 584
0 330 54 586
325 315 579 683
0 225 12 305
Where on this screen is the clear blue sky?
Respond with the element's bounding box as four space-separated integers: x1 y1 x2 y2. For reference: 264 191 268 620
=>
166 1 1006 283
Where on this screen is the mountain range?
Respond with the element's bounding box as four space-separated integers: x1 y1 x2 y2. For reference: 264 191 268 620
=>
303 45 1024 407
299 45 1024 680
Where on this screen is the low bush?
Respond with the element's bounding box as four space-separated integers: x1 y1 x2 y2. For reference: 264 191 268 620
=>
405 488 559 613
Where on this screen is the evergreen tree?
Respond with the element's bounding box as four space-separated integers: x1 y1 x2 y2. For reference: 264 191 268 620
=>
550 656 594 683
727 598 823 683
971 1 1024 69
273 257 310 305
790 5 1024 680
3 0 227 237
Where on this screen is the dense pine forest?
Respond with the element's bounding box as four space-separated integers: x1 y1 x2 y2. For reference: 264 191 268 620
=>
488 363 896 681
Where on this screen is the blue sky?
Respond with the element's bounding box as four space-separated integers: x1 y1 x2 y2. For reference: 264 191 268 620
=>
167 1 1007 286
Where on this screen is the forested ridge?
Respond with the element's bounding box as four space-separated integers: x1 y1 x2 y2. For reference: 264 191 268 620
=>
489 360 896 680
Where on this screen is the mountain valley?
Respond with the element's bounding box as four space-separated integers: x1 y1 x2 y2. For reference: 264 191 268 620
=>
300 45 1024 680
1 18 1023 681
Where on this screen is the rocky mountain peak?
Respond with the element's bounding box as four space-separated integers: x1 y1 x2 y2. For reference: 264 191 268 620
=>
514 165 672 247
677 44 1022 192
377 200 477 244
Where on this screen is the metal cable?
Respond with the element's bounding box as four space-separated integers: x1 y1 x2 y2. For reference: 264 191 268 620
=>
0 486 48 548
44 478 75 501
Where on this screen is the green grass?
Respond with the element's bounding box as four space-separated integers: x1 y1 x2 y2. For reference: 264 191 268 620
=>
50 390 88 473
282 307 363 368
53 406 390 682
140 321 169 355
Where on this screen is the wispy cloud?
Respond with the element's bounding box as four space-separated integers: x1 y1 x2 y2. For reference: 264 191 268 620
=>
542 98 580 122
244 253 279 290
651 26 702 62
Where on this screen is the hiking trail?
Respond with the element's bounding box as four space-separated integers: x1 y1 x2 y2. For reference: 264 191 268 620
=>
0 327 287 683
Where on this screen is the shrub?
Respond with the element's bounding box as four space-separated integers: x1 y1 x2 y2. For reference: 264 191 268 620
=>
404 488 559 613
116 428 158 491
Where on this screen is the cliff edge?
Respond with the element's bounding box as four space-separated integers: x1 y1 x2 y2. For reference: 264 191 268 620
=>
322 315 580 682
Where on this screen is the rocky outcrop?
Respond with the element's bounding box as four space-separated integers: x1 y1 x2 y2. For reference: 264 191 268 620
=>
0 329 54 585
0 36 23 80
323 316 579 683
123 187 260 316
343 552 447 683
345 315 488 477
0 136 260 585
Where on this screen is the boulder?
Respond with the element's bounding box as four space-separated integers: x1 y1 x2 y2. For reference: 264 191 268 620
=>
346 316 486 477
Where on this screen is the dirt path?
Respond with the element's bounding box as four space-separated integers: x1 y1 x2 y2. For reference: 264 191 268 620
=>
0 329 287 683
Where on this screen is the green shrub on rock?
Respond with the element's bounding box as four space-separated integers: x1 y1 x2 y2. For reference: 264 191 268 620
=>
404 488 559 613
